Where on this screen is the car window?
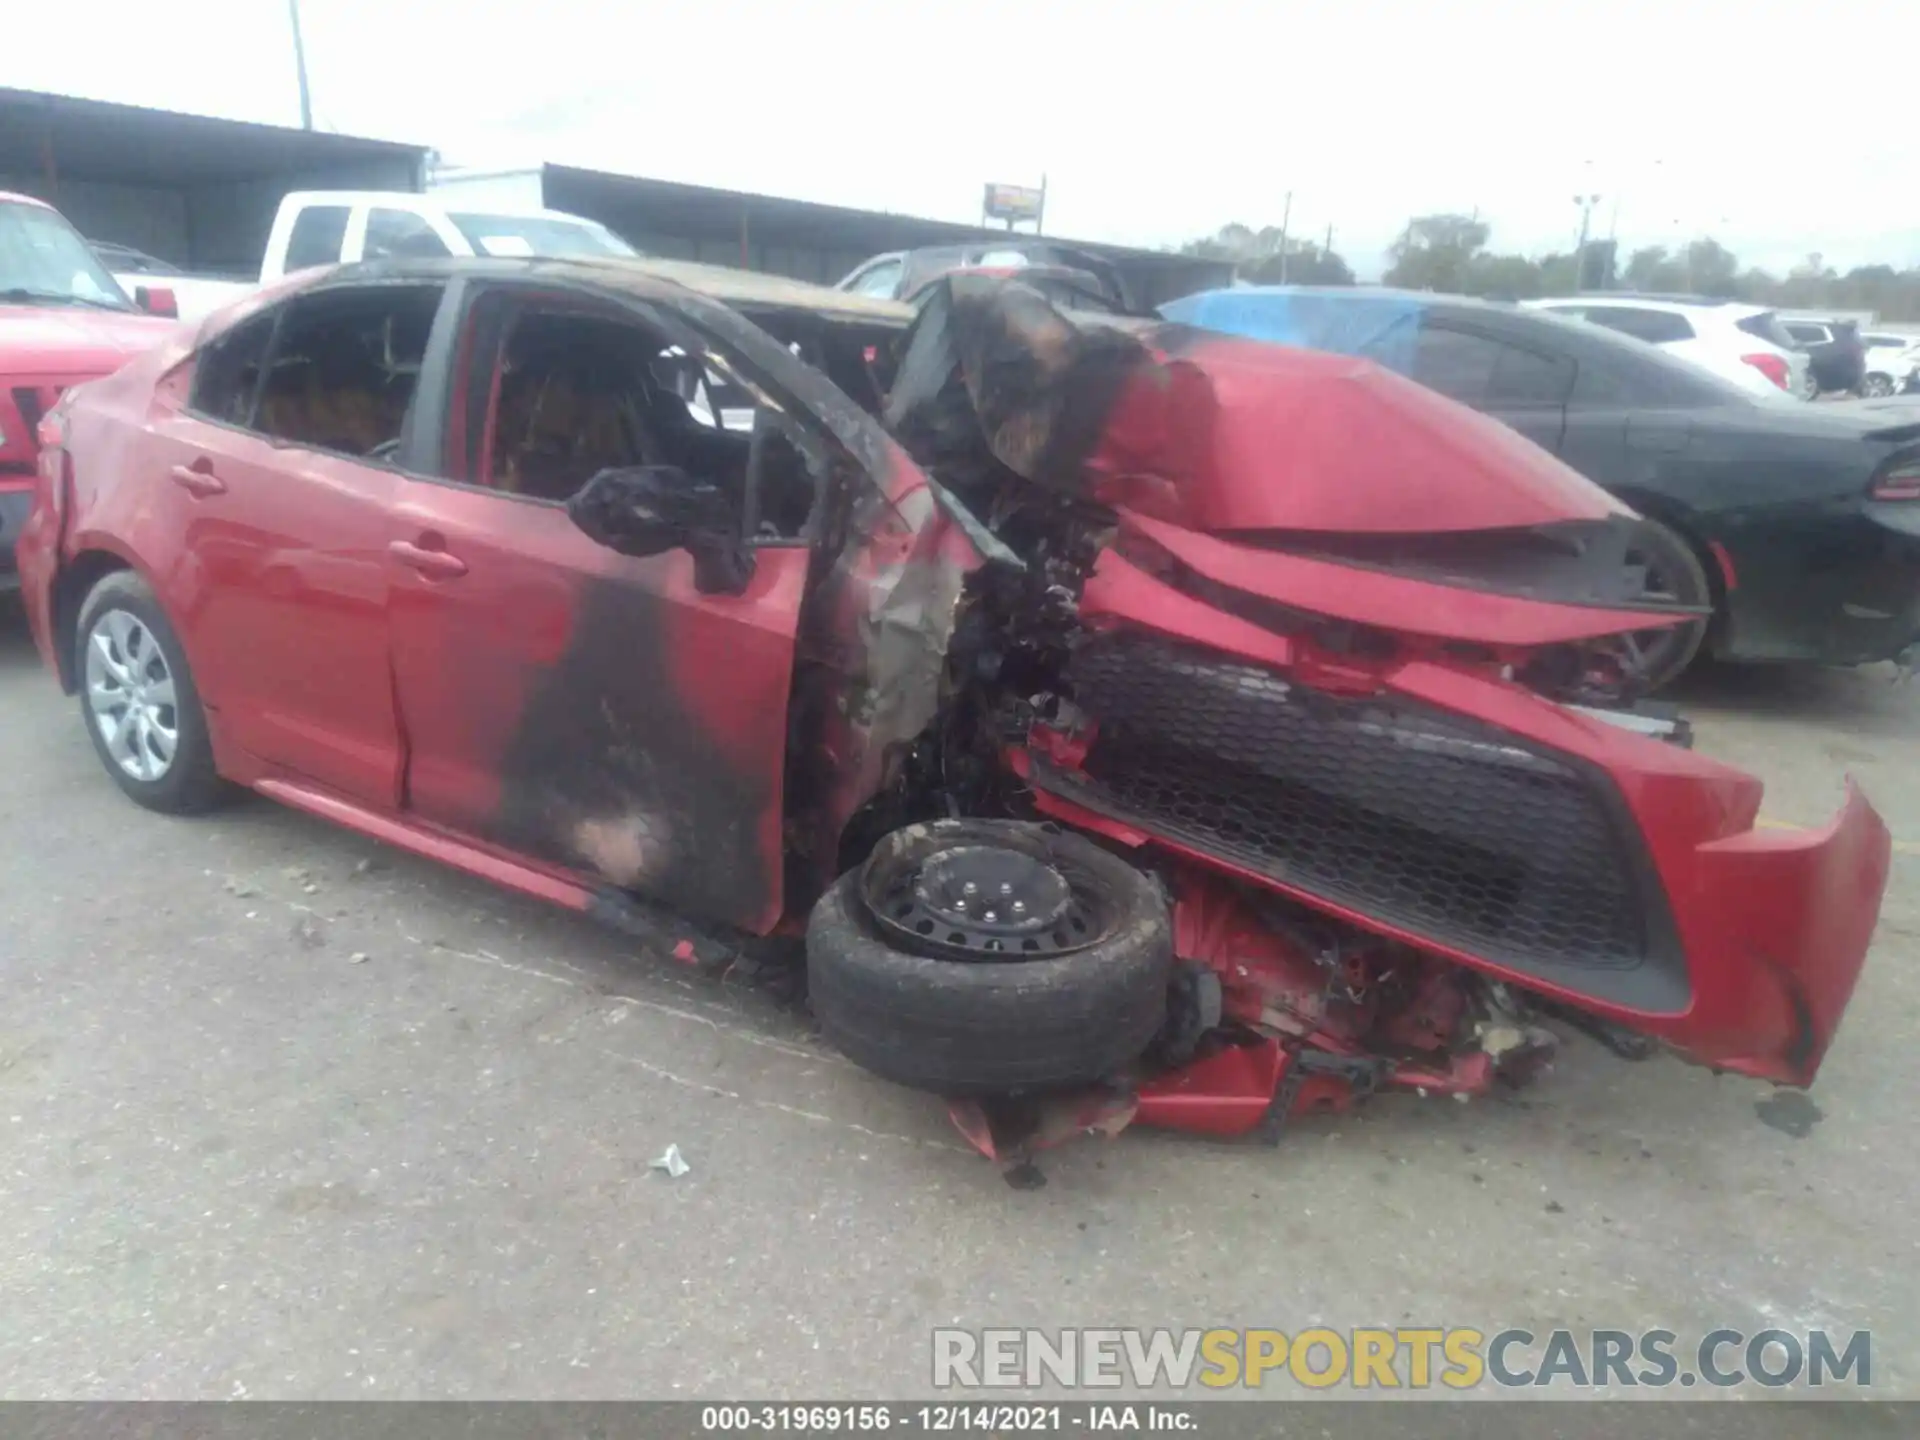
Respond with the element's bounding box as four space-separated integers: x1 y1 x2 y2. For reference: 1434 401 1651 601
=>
188 313 276 427
1864 333 1903 349
849 258 905 298
1410 326 1502 405
1581 307 1694 344
455 294 828 540
1568 358 1635 407
445 213 634 259
246 284 445 460
1488 342 1575 406
284 205 352 271
1784 322 1829 344
363 208 453 260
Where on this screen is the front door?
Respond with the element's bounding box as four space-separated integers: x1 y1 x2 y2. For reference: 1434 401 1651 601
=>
385 284 811 933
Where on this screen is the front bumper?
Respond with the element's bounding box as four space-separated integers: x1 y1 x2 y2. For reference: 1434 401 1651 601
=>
1025 626 1891 1086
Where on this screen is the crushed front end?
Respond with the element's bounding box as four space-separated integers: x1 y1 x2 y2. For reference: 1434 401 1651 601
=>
856 277 1891 1157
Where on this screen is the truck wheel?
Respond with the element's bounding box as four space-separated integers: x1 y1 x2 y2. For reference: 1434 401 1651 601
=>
807 820 1172 1095
74 570 227 814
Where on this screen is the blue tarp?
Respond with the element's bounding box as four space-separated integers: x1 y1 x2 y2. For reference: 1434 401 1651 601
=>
1159 287 1428 377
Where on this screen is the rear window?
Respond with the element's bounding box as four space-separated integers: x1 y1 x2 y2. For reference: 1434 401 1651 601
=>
446 213 634 259
1736 311 1799 349
1582 307 1694 344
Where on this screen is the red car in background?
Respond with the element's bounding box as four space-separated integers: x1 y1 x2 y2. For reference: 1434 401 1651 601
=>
1 192 176 592
14 258 1892 1164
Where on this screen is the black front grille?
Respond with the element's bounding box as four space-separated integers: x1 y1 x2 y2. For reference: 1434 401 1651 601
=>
1050 634 1671 983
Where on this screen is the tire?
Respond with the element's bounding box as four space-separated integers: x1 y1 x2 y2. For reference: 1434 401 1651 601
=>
74 570 227 814
1863 373 1895 398
807 820 1173 1095
1625 518 1713 692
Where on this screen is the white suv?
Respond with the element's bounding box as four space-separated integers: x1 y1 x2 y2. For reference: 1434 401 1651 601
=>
1860 330 1920 397
1521 296 1812 401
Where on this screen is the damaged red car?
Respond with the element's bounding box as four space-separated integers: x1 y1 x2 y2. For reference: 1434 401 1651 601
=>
16 259 1892 1162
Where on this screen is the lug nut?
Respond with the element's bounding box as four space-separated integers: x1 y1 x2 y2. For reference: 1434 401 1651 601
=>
999 882 1013 896
1012 900 1026 914
984 910 998 922
963 881 978 896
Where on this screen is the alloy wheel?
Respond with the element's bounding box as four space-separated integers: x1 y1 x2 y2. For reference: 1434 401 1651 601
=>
84 608 179 782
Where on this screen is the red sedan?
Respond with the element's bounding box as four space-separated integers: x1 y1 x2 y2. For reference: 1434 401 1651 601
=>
15 258 1891 1163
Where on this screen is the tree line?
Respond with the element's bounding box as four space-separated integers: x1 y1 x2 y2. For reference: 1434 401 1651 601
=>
1181 215 1920 321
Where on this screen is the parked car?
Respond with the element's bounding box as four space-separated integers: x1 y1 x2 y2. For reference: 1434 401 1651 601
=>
1860 330 1920 397
915 262 1127 315
14 261 1889 1156
260 191 638 285
1 192 175 593
87 240 255 323
1166 285 1920 689
838 241 1134 311
1522 294 1812 400
1782 316 1868 395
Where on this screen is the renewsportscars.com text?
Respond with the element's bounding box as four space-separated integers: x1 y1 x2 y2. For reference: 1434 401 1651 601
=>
931 1327 1871 1391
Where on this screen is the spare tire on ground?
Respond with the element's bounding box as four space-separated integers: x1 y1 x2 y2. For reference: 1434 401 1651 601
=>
807 819 1173 1096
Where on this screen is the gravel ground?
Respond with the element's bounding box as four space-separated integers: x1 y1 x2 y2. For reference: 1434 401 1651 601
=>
0 604 1915 1402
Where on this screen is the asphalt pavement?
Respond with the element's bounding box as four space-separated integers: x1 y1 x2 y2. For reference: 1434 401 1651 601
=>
1 602 1916 1400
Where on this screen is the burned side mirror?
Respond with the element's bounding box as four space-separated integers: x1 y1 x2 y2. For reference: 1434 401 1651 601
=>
567 464 755 596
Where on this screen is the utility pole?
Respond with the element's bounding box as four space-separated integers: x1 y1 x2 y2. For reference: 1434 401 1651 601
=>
289 0 313 131
1276 190 1293 283
1573 192 1601 287
1324 221 1333 256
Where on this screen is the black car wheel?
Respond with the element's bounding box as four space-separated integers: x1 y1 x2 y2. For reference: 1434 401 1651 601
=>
806 820 1173 1095
74 571 228 814
1863 373 1895 398
1623 519 1713 691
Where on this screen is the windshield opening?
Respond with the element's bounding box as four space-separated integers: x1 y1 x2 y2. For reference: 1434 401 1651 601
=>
0 200 134 310
446 213 636 260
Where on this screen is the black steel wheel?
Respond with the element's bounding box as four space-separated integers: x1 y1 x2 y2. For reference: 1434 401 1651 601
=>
807 820 1173 1095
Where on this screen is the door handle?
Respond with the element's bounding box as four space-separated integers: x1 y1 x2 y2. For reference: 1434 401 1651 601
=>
168 462 226 497
389 539 468 579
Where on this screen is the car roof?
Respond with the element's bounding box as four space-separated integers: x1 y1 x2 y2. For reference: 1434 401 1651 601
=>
0 190 53 210
280 190 604 224
317 254 916 327
1534 294 1773 320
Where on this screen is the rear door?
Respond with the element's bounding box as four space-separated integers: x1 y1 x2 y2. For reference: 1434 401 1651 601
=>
139 280 447 805
384 280 813 932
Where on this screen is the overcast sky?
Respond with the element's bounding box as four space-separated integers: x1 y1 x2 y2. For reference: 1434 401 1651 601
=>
8 0 1917 278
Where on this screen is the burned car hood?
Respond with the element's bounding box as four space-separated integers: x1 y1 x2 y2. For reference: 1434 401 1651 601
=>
884 275 1629 537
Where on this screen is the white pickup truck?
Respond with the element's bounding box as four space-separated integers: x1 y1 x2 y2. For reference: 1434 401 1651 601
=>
259 190 636 281
91 191 637 323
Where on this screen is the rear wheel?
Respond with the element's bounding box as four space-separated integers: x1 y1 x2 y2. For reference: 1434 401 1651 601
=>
1863 373 1895 398
807 820 1172 1095
75 571 227 814
1623 519 1713 692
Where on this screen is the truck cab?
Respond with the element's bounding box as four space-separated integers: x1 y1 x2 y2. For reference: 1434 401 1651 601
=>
261 191 636 283
0 191 175 591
